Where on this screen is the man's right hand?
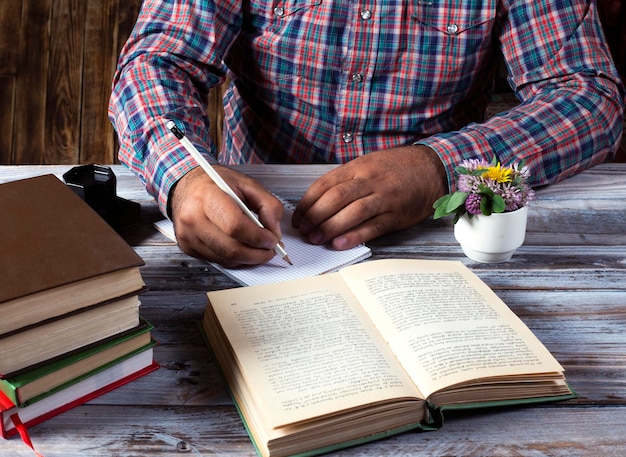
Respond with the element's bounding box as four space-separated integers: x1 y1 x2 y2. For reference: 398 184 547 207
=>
169 166 285 268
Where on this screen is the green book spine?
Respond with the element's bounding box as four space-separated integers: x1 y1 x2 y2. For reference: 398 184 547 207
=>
0 318 154 407
22 340 156 407
0 378 18 406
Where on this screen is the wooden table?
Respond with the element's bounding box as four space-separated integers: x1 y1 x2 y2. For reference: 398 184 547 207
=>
1 164 625 456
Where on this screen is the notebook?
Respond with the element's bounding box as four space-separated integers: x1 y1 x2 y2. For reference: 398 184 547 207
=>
154 199 371 286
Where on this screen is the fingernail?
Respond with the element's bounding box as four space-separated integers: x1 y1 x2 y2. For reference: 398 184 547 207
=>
262 239 276 249
308 230 323 245
333 236 348 250
299 220 312 234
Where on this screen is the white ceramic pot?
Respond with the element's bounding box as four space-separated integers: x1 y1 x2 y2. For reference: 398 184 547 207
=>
453 206 528 263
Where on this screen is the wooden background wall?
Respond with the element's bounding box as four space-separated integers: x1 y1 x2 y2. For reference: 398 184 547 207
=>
0 0 624 165
0 0 143 164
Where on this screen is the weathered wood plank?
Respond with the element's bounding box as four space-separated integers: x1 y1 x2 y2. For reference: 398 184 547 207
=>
112 0 143 55
43 0 86 164
207 79 227 150
13 0 52 164
77 0 142 164
0 76 15 163
131 242 626 292
0 1 20 74
2 162 625 201
80 0 117 164
1 405 625 456
109 0 144 155
0 1 20 164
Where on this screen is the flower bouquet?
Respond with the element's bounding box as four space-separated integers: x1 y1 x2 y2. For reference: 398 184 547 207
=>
433 158 535 263
433 158 535 223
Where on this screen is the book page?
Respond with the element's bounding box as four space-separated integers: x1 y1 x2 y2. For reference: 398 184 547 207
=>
154 198 371 286
339 259 564 400
206 273 423 429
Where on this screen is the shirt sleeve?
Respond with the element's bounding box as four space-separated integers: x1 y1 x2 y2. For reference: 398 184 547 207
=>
418 0 625 192
108 0 238 216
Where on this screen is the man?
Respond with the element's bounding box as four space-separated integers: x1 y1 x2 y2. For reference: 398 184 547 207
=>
110 0 624 267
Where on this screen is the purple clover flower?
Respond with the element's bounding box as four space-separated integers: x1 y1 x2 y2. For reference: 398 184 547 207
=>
465 193 483 215
434 158 536 221
458 158 535 214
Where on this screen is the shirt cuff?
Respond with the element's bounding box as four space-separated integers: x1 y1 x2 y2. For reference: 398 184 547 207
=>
416 129 492 191
146 132 216 218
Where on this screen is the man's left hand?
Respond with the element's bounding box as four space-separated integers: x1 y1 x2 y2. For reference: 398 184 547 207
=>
292 145 448 250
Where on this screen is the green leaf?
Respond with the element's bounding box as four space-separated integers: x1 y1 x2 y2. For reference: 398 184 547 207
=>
433 204 449 219
446 191 468 213
492 194 506 213
477 184 494 197
432 195 452 219
471 168 489 176
452 207 467 224
432 194 451 210
479 196 491 215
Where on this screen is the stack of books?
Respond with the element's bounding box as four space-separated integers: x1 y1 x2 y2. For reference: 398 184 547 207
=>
0 174 158 441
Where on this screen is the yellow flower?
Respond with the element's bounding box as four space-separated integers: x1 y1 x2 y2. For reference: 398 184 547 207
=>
482 163 512 183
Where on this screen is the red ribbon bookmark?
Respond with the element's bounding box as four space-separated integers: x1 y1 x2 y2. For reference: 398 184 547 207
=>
10 413 45 457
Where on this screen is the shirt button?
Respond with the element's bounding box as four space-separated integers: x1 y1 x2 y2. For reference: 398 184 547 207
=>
342 133 353 143
274 7 285 17
446 24 459 34
351 73 363 83
360 10 372 20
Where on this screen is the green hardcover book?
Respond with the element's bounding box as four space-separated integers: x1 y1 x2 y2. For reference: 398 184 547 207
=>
0 318 155 407
201 259 577 457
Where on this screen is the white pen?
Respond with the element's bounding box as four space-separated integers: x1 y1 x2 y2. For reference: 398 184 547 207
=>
166 121 292 265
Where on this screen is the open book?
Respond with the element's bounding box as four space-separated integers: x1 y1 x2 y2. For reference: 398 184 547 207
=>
154 198 371 286
202 259 575 457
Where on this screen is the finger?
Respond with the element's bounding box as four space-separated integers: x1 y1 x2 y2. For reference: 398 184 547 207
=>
292 166 355 227
216 166 285 240
185 233 275 268
295 176 372 237
204 191 280 251
330 212 394 251
194 220 277 267
239 185 285 240
304 193 385 245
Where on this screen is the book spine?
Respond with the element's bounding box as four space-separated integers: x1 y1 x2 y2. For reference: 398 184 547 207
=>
0 381 18 409
1 362 158 440
0 389 16 439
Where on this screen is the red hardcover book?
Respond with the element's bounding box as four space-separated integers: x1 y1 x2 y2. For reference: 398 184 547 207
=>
1 350 158 440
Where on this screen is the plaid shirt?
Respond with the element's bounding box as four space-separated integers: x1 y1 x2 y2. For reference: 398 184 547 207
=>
110 0 624 216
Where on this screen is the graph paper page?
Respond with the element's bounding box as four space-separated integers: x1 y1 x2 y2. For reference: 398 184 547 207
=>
154 200 371 286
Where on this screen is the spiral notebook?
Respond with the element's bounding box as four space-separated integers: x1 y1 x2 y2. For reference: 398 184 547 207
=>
154 200 371 286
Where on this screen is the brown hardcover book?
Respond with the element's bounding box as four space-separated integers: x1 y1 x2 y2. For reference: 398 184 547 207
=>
0 174 145 335
0 295 141 376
